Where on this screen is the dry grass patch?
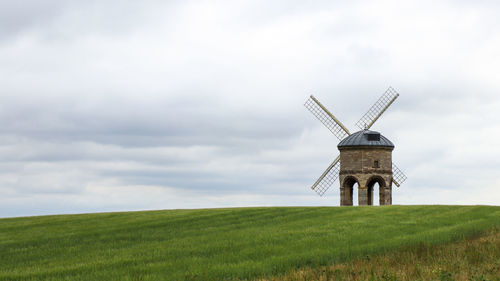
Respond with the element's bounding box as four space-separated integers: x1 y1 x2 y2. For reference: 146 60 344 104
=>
265 227 500 281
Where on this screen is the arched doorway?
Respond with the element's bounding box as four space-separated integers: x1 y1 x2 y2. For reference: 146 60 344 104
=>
367 176 386 206
342 177 359 206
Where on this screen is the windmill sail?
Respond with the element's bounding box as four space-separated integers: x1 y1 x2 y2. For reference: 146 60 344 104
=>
355 87 399 130
310 156 340 196
392 162 407 187
304 95 350 141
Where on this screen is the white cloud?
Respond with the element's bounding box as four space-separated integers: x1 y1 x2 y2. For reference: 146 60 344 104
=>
1 0 500 217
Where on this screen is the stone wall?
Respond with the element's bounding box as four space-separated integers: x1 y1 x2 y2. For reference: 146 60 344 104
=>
338 146 393 206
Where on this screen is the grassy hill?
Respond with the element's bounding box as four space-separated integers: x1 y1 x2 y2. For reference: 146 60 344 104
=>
0 205 499 280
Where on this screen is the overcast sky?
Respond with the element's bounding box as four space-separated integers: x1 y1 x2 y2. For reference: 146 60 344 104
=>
1 0 499 217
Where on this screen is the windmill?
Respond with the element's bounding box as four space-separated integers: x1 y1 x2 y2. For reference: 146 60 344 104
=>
304 87 407 205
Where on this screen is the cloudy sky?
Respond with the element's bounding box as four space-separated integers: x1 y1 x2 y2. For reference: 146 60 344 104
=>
1 0 499 217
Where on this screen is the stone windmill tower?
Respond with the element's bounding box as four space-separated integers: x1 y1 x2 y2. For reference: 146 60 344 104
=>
304 87 407 206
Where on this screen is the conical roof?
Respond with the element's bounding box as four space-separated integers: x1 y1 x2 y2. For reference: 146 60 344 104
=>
337 130 394 148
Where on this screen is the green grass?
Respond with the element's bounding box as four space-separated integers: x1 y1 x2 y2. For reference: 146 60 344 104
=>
0 205 499 281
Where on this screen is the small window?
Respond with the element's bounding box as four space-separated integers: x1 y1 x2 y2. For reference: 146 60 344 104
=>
366 132 380 141
373 160 379 168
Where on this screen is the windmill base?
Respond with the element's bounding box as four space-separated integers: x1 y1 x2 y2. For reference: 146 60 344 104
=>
338 147 393 206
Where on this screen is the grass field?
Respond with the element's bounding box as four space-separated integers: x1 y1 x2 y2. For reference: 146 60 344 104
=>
0 205 499 280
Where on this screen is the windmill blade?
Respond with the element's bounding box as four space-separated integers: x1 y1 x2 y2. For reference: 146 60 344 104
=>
304 95 350 141
392 162 407 187
355 87 399 130
311 155 340 196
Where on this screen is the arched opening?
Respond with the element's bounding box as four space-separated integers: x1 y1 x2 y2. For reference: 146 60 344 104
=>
353 182 358 206
343 177 359 206
367 176 386 206
367 182 380 206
